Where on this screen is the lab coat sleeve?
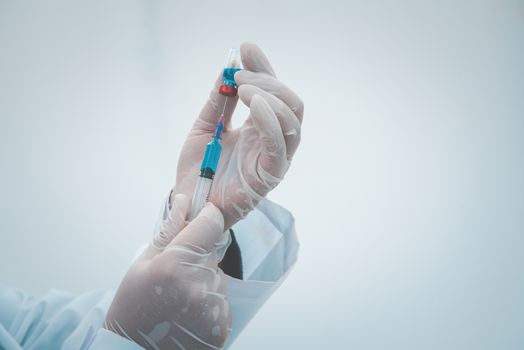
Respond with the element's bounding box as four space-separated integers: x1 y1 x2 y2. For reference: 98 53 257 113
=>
223 197 300 349
0 287 143 350
0 197 298 350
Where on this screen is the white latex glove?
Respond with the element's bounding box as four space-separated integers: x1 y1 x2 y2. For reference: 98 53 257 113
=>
174 42 304 230
104 194 232 350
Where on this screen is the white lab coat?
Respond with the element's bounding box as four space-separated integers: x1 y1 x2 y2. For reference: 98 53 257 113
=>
0 198 299 349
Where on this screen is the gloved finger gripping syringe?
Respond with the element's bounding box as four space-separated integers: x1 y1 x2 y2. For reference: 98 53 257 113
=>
189 49 242 220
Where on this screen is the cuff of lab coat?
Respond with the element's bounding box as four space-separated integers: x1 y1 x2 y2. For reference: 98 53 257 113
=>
86 328 144 350
224 198 299 349
233 198 299 281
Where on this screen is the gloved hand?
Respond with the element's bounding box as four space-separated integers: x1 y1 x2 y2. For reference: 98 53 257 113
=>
174 42 304 230
104 194 232 350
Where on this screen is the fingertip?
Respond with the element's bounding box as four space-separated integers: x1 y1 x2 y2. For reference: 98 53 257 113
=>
164 201 226 257
239 84 265 107
240 41 257 59
240 41 254 51
239 42 276 77
234 69 257 87
199 202 225 233
234 69 245 84
173 193 189 204
171 193 190 220
239 42 261 63
237 84 251 106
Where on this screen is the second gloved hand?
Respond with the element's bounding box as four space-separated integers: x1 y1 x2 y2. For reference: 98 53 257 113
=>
104 194 232 350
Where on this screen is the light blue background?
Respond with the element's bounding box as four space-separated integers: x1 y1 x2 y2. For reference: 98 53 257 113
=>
1 1 523 349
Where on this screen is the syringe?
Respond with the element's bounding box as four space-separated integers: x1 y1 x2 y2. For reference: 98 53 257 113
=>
189 48 242 220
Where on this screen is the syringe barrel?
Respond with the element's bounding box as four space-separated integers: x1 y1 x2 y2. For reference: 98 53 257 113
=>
189 176 213 220
190 48 237 220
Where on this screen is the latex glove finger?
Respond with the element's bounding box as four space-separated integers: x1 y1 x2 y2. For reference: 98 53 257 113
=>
235 70 304 123
143 193 190 260
250 94 288 182
162 202 226 264
151 193 190 251
194 71 239 133
238 84 301 160
239 42 276 77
